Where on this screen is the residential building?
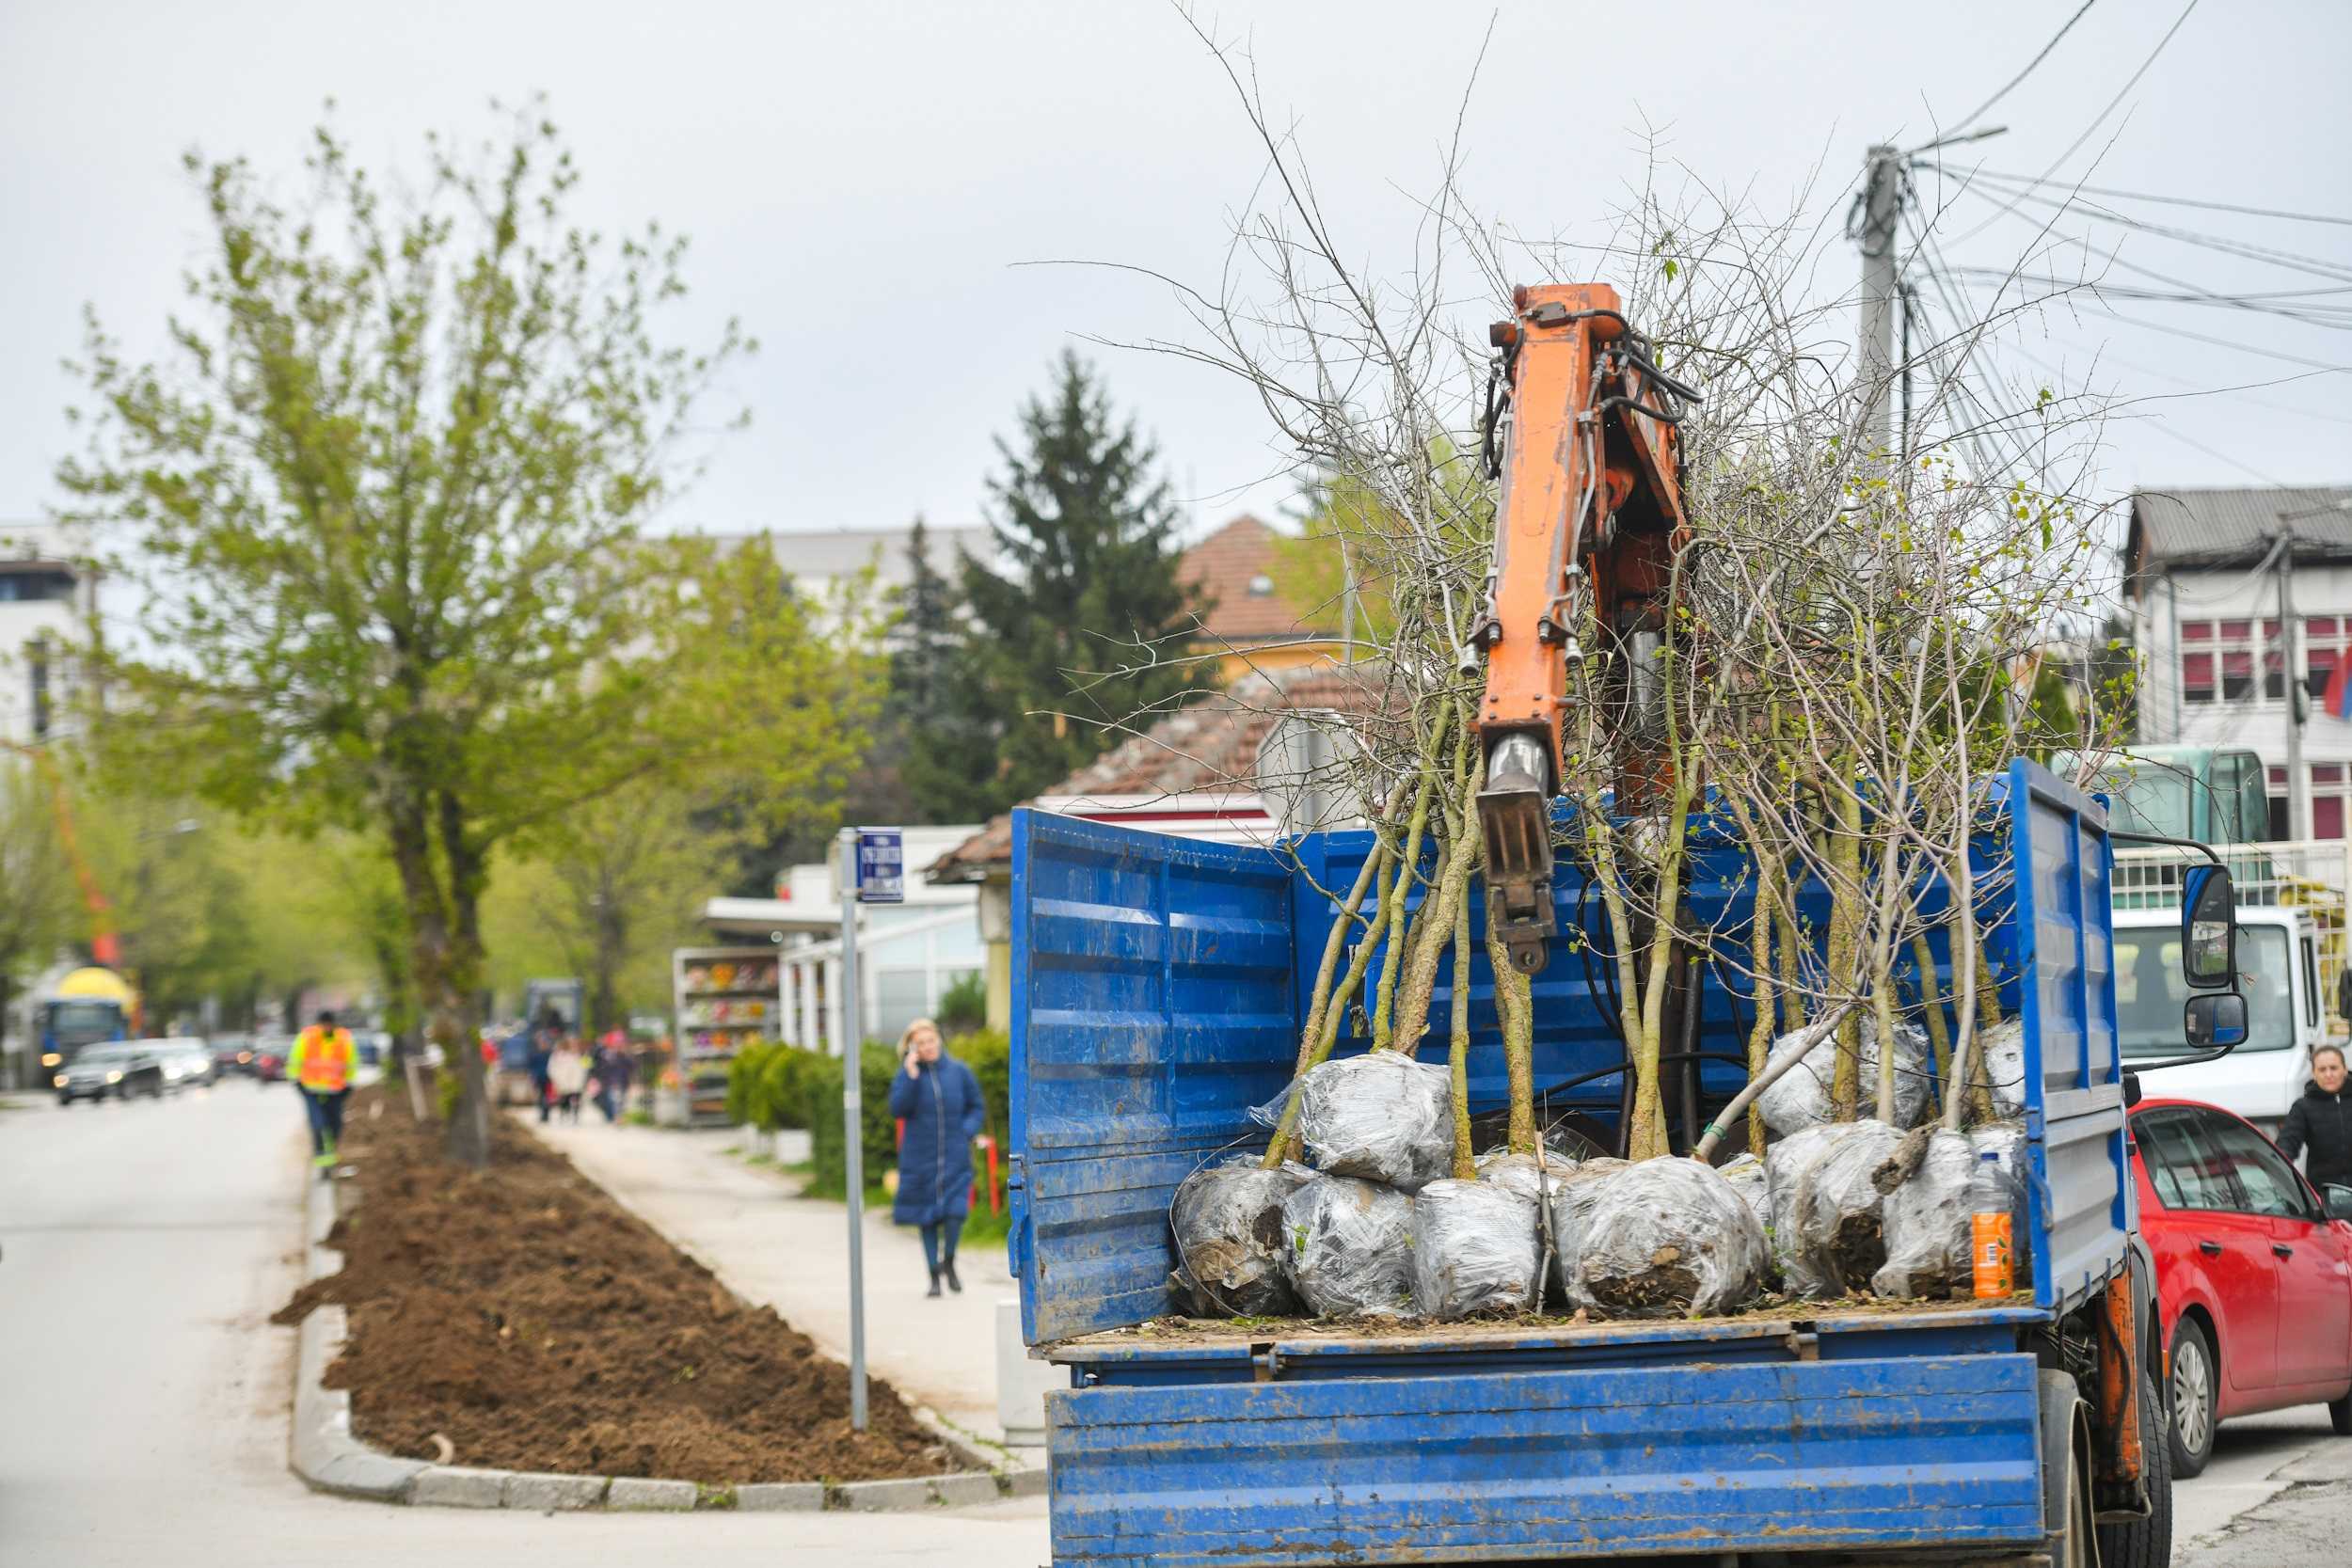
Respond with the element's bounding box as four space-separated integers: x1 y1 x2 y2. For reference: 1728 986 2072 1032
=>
0 521 98 748
1177 514 1350 681
696 824 986 1052
697 522 992 615
929 662 1390 1030
2127 484 2352 838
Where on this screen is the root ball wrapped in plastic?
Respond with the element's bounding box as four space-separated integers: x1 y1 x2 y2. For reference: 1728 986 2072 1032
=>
1295 1051 1454 1192
1280 1175 1416 1318
1869 1128 1978 1299
1756 1019 1931 1136
1977 1020 2027 1117
1762 1125 1846 1298
1168 1158 1310 1317
1475 1149 1565 1204
1547 1157 1630 1287
1410 1179 1541 1320
1565 1158 1768 1318
1787 1118 1907 1296
1717 1152 1771 1235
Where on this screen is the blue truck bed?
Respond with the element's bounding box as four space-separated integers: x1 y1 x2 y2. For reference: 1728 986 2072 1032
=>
1008 760 2133 1566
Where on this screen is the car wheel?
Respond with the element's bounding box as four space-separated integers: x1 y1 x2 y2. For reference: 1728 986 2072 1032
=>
2330 1387 2351 1437
2100 1371 2171 1568
2170 1317 2217 1479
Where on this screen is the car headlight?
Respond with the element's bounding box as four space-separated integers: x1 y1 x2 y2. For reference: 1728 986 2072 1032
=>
42 1053 60 1067
54 1074 67 1087
106 1071 122 1084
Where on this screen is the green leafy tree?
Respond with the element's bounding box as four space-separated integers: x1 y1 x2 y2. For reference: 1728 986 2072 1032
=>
905 354 1211 819
0 760 78 1081
58 109 874 1164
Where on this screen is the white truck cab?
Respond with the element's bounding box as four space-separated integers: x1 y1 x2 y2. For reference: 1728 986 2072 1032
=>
2114 904 2328 1134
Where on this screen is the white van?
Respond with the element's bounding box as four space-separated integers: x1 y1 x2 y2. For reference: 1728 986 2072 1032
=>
2114 905 2327 1135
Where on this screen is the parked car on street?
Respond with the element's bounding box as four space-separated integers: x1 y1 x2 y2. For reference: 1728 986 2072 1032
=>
55 1043 166 1104
148 1037 215 1092
252 1037 291 1083
2130 1095 2352 1478
210 1035 256 1076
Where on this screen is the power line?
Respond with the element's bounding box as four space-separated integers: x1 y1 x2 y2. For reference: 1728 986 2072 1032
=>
1947 0 2204 249
1942 1 2099 141
1937 173 2352 286
1941 168 2352 230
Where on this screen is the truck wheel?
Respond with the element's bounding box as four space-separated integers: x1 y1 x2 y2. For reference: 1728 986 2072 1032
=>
2100 1372 2172 1568
2169 1317 2217 1478
2057 1433 2095 1568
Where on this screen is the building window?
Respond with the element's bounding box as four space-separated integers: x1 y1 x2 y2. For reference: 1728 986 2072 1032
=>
2269 766 2290 841
2315 764 2347 842
0 568 75 603
2180 619 2215 703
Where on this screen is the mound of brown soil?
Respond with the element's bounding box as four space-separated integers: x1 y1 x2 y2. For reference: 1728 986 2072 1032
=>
274 1089 953 1484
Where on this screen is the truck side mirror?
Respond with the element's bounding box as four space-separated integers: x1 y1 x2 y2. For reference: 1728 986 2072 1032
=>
2181 864 2236 990
2324 1184 2352 1223
2184 992 2248 1052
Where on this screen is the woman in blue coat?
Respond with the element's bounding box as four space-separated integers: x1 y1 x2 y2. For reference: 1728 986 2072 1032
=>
889 1018 985 1296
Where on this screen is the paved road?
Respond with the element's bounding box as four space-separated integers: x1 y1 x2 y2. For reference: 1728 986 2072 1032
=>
4 1082 2345 1565
0 1085 1050 1567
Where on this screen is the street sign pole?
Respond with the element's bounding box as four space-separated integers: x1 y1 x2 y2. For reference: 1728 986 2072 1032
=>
836 827 867 1432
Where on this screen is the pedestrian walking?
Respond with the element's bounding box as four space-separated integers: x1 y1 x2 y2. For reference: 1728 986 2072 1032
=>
595 1034 632 1123
548 1037 589 1124
888 1017 984 1297
290 1009 358 1180
2277 1044 2352 1195
529 1010 559 1124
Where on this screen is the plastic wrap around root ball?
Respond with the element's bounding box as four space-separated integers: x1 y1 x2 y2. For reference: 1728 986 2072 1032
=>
1788 1118 1908 1296
1168 1159 1310 1317
1280 1175 1416 1318
1564 1158 1768 1318
1475 1149 1567 1204
1762 1125 1846 1298
1977 1019 2027 1117
1546 1157 1630 1279
1718 1152 1772 1235
1411 1179 1541 1320
1869 1128 1979 1299
1756 1019 1931 1136
1294 1051 1454 1192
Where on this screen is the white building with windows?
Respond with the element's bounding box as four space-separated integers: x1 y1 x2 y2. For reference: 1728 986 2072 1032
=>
2128 485 2352 839
0 521 98 748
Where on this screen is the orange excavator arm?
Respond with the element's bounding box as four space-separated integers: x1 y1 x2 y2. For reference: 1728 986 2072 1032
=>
1469 284 1698 974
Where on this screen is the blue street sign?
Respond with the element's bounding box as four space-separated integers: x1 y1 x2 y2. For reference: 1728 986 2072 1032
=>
854 828 904 904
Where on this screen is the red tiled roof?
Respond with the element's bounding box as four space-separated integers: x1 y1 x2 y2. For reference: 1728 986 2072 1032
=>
926 662 1395 879
1177 515 1343 644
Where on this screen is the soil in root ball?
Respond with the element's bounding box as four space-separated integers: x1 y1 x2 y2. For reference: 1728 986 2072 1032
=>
273 1086 955 1485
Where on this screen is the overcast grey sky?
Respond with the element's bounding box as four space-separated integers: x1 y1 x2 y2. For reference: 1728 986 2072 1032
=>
4 0 2346 544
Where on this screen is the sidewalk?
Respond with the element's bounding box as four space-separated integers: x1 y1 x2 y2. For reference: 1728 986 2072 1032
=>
523 1114 1033 1453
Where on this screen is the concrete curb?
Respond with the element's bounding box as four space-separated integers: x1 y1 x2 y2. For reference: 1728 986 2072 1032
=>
286 1149 1025 1512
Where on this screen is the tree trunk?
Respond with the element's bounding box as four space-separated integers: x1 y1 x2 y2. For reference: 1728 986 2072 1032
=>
437 790 493 1167
1448 898 1475 1180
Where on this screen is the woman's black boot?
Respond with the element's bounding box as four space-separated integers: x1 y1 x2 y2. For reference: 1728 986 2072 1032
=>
927 1269 944 1298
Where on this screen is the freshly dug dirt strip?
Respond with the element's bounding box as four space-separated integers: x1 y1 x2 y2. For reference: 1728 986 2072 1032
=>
274 1088 953 1484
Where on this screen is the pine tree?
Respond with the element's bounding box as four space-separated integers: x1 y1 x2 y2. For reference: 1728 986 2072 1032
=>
906 354 1212 820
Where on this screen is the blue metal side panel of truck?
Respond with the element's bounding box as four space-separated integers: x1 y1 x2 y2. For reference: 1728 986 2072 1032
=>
1046 1353 2044 1568
2005 758 2130 1314
1009 811 1299 1342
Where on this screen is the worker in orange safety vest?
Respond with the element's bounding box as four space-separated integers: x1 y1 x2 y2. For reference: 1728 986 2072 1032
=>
291 1010 358 1178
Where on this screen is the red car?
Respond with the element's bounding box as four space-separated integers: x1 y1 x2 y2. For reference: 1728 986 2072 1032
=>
2130 1096 2352 1476
252 1040 289 1083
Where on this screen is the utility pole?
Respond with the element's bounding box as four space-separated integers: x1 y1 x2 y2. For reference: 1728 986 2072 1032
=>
1857 144 1903 464
2278 531 2311 841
